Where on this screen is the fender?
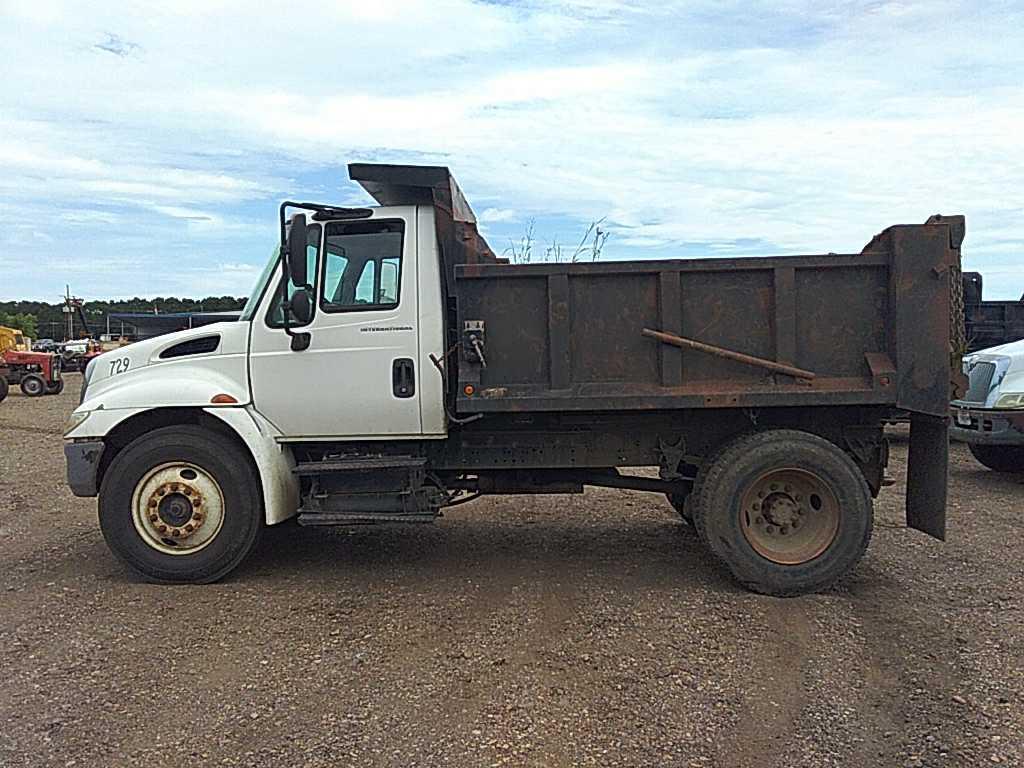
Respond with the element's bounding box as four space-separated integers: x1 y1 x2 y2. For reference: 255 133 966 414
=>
203 406 300 525
65 404 299 525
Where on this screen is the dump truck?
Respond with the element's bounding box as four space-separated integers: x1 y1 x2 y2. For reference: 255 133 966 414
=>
63 164 964 596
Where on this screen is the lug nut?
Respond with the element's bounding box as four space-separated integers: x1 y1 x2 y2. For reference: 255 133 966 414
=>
149 514 158 523
157 524 167 533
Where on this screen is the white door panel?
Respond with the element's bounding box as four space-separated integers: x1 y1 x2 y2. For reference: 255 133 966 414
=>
249 207 422 439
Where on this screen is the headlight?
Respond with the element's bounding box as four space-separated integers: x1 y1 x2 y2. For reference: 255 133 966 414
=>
64 410 91 436
994 392 1024 409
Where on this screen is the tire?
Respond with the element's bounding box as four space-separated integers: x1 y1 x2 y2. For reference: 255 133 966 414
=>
0 377 8 402
694 429 872 597
20 374 45 397
46 379 65 395
665 491 693 524
687 440 740 549
99 425 263 583
968 443 1024 473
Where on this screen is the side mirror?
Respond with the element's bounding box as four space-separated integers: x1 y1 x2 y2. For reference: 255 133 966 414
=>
289 287 313 325
286 213 309 287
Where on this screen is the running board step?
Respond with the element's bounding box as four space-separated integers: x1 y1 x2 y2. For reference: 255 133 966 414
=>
293 456 427 476
297 512 437 526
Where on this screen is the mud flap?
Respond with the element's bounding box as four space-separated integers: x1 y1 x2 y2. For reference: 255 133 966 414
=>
906 414 948 540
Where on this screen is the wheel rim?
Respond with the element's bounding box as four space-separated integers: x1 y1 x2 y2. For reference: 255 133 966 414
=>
131 462 225 555
739 468 840 565
24 377 43 395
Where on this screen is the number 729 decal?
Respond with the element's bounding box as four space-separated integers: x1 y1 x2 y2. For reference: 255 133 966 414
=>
109 357 131 376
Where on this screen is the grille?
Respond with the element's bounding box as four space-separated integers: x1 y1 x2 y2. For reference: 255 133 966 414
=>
964 361 996 403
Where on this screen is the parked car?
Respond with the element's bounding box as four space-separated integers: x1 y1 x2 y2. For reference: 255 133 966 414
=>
950 338 1024 471
33 339 58 352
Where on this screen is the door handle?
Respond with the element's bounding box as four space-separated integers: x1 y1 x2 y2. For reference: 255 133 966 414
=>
392 358 415 398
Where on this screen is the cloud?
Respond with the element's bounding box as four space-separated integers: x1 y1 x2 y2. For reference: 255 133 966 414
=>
479 208 518 223
93 32 142 58
1 1 1023 300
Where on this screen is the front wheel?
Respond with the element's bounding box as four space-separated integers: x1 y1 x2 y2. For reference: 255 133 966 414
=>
20 374 45 397
968 443 1024 473
0 377 8 402
99 425 263 583
694 430 873 596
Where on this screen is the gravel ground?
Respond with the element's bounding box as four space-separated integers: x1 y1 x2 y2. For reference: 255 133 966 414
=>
1 374 1022 767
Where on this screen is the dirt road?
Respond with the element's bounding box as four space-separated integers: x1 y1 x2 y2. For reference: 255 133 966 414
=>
1 376 1021 767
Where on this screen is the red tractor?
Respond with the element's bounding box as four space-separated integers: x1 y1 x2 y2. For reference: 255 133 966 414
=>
0 349 64 399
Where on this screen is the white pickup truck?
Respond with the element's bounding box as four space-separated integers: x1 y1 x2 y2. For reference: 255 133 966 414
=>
64 163 963 596
950 338 1024 471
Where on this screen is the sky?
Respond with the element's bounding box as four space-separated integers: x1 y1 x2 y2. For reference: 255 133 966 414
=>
1 0 1023 302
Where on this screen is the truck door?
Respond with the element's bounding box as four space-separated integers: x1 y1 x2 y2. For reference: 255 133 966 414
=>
248 211 422 439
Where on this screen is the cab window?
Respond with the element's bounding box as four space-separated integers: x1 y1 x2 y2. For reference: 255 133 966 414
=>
321 220 403 312
266 223 321 328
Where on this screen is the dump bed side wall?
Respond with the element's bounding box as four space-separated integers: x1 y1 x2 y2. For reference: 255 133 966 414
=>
453 220 959 419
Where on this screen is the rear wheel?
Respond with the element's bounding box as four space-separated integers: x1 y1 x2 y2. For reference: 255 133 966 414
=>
968 443 1024 473
20 374 45 397
694 430 872 596
99 425 263 583
46 379 64 395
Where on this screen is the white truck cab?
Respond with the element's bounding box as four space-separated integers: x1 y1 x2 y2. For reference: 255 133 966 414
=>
65 193 453 582
950 337 1024 471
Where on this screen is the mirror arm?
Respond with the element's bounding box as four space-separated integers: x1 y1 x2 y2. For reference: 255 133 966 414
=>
279 202 315 350
278 250 300 340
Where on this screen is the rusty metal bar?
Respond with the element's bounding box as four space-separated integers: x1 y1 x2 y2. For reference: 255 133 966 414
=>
548 274 571 389
642 328 817 381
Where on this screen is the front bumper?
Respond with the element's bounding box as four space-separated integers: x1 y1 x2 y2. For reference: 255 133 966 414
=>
948 404 1024 446
64 440 104 497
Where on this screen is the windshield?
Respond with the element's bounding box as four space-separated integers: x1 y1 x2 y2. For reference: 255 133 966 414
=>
239 247 281 321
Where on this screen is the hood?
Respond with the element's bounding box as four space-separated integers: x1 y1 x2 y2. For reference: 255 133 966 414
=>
959 337 1024 408
966 337 1024 360
78 321 251 412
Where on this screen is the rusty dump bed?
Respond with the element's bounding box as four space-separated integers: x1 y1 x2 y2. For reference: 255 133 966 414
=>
453 221 964 419
348 164 963 421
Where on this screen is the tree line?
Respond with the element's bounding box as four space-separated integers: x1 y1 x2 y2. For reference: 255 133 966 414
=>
0 297 247 341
